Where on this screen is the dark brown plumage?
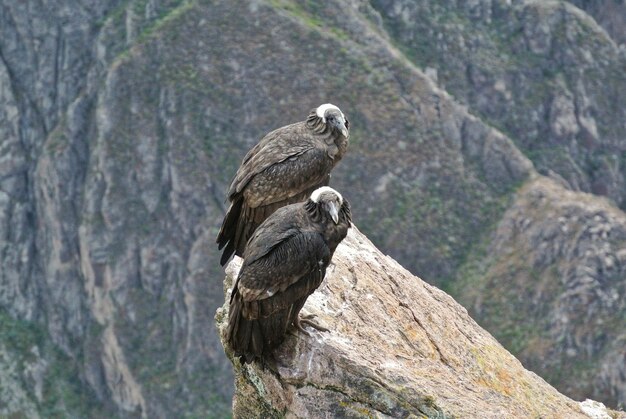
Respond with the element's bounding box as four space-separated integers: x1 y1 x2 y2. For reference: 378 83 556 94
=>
216 104 349 266
226 187 351 363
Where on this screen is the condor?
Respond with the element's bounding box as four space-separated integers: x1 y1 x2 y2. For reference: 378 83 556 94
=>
217 104 349 265
226 187 351 363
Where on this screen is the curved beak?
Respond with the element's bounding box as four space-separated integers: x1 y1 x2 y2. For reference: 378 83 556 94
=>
332 116 349 138
327 201 339 224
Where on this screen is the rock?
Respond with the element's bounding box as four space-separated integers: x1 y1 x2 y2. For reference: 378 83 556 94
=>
216 227 618 418
580 399 614 419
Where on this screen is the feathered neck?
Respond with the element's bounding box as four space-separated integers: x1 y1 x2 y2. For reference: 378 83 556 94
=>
304 198 352 253
304 199 352 225
306 110 330 135
304 199 325 223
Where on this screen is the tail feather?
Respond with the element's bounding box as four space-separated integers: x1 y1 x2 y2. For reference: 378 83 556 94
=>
227 269 328 363
234 204 272 258
217 197 243 265
219 241 235 266
228 292 266 363
227 290 293 363
227 292 257 362
235 204 257 258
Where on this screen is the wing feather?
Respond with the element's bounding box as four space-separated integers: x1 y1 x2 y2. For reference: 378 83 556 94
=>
227 123 332 206
236 230 329 304
241 147 332 207
241 205 300 263
231 144 314 196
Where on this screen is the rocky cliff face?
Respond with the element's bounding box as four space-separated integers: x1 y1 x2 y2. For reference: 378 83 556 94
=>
453 176 626 406
0 0 625 416
216 227 624 419
1 0 233 416
371 0 626 209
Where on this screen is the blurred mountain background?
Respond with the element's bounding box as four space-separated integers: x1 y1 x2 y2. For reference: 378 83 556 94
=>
0 0 624 417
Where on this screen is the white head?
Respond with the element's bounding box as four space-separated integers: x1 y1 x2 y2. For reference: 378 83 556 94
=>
315 104 349 138
310 186 343 204
315 103 344 123
310 186 344 224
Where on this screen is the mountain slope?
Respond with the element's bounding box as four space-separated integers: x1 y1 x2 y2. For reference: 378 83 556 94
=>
0 0 624 415
453 176 626 406
371 0 626 208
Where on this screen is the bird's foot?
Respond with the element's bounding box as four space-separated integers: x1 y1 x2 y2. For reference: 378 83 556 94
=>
298 314 330 333
288 314 329 336
286 317 306 336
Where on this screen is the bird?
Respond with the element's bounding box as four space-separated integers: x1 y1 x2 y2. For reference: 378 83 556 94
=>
216 103 349 266
226 186 351 363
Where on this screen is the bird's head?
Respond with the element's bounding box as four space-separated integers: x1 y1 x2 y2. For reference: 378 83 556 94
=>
312 103 349 138
310 186 344 224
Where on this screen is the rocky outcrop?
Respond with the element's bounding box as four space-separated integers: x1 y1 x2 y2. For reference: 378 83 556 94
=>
216 227 623 418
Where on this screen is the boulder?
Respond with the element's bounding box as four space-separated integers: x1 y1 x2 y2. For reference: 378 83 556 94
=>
216 227 621 418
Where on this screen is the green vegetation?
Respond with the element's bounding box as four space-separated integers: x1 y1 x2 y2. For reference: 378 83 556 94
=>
104 0 192 65
0 309 106 417
135 0 194 45
114 288 232 418
268 0 350 41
